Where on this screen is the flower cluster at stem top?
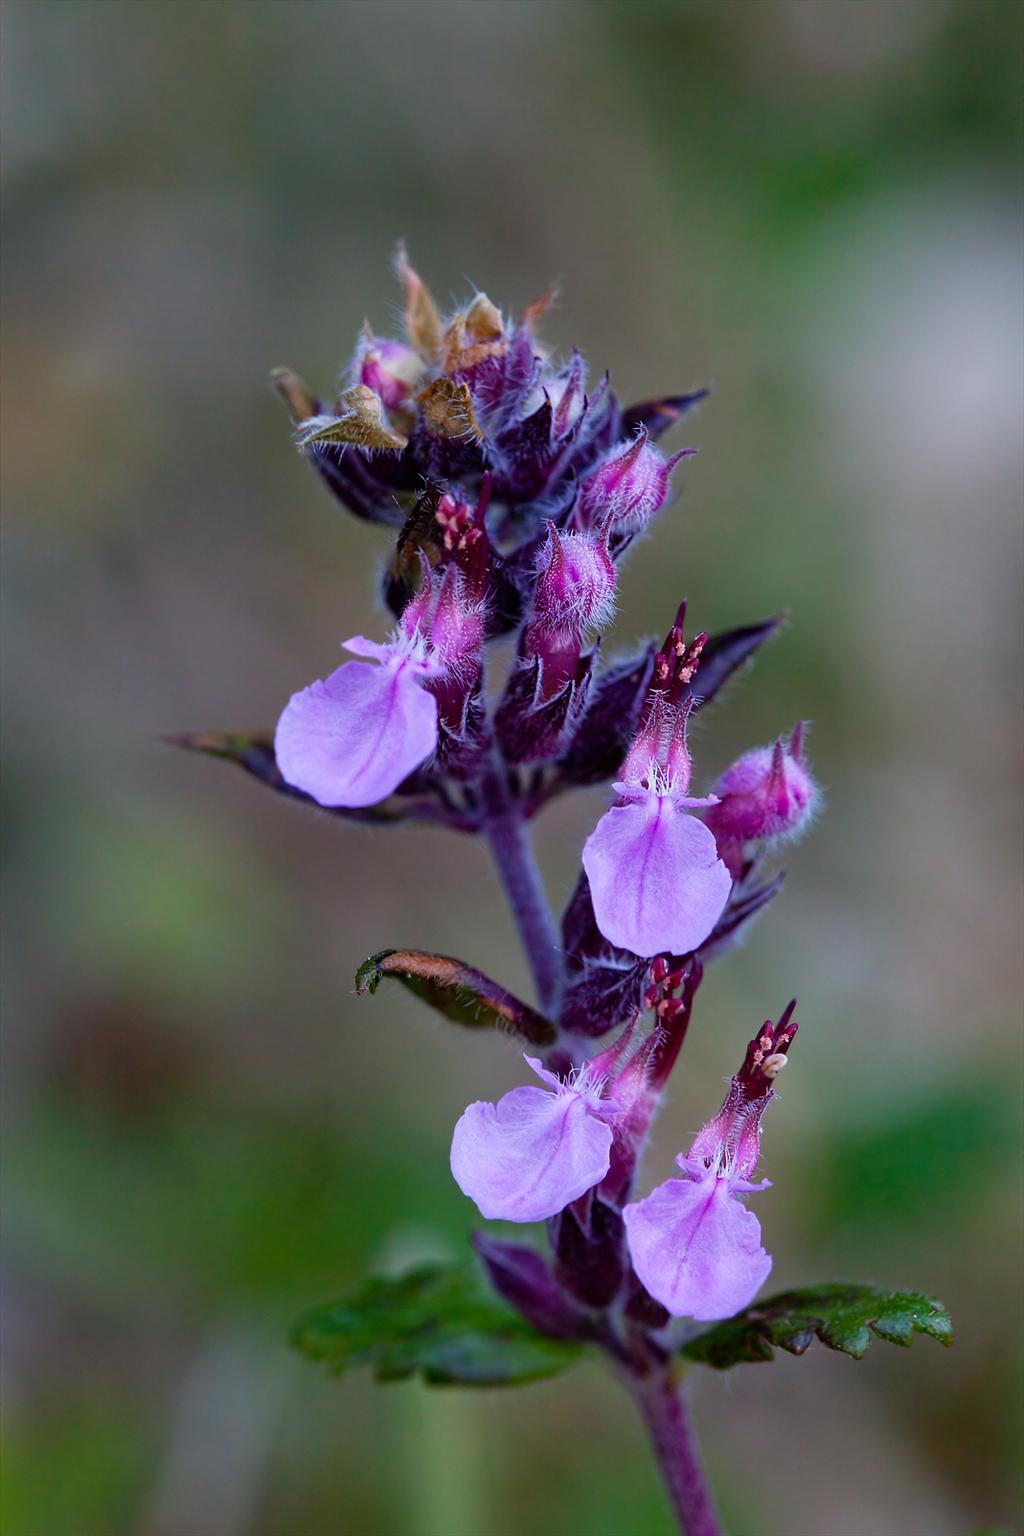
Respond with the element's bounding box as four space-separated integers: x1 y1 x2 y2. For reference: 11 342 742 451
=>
271 253 819 1322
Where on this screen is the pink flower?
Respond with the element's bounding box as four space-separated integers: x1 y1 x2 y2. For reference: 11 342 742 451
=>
623 1004 797 1320
582 691 731 959
623 1159 771 1322
450 1056 617 1223
275 555 486 808
274 632 439 808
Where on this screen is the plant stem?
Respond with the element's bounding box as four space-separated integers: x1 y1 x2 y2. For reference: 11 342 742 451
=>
483 774 562 1016
631 1370 723 1536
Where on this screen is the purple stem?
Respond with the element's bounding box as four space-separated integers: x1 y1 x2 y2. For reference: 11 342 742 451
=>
482 769 718 1536
631 1370 723 1536
482 771 563 1018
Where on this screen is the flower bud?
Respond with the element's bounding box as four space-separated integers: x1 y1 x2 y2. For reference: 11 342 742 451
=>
393 556 487 778
577 428 687 533
427 564 485 683
522 351 587 437
528 525 615 644
356 333 424 411
522 525 615 700
703 724 818 874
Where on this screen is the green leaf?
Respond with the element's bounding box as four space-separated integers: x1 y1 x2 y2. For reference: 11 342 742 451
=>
682 1284 953 1369
355 949 557 1046
292 1263 582 1387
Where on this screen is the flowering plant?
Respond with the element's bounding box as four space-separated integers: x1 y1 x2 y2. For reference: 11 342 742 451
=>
180 252 952 1535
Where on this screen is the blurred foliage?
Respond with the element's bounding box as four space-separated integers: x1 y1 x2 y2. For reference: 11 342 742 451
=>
293 1263 581 1386
2 1 1021 1534
10 1092 474 1310
815 1076 1019 1247
0 1396 150 1536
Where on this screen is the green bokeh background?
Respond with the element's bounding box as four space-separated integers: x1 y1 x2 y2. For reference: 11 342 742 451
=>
2 2 1022 1533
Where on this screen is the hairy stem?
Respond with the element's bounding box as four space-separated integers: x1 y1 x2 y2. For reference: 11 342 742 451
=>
631 1370 722 1536
483 774 562 1016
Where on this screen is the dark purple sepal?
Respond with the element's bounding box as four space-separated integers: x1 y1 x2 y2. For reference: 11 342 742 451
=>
559 950 647 1038
556 645 656 787
491 375 619 510
624 1273 671 1331
552 1196 625 1309
697 866 785 963
621 390 709 441
558 870 647 1037
493 650 596 766
482 551 531 638
566 373 621 471
682 615 784 710
435 691 491 782
167 731 481 832
304 441 421 526
560 866 601 960
473 1234 589 1342
408 416 488 484
492 397 560 504
460 326 540 427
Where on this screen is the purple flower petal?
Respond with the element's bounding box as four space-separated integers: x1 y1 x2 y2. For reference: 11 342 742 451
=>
274 652 437 808
623 1170 771 1320
450 1083 613 1223
341 634 399 663
581 792 731 958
